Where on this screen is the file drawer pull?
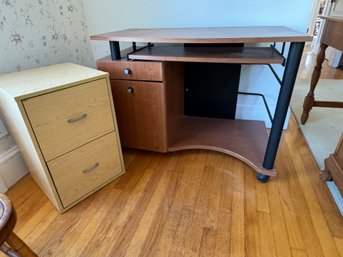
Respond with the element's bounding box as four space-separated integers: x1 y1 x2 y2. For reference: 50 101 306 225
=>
67 113 87 123
83 162 100 174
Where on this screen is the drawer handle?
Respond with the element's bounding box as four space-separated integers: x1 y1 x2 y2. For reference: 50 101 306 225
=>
83 162 100 174
127 87 134 94
124 68 131 75
67 113 87 123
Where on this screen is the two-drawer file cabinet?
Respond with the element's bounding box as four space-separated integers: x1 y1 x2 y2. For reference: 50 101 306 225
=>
0 63 125 213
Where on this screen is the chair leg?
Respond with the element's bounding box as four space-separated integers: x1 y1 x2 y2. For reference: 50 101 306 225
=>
1 243 21 257
5 232 37 257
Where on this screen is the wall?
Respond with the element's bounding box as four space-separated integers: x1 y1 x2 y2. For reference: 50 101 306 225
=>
82 0 313 128
82 0 313 59
0 0 94 191
0 0 94 73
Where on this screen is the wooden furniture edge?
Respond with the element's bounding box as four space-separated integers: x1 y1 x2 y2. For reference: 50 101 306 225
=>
104 76 126 172
168 145 276 176
129 46 285 64
90 26 312 43
167 116 275 176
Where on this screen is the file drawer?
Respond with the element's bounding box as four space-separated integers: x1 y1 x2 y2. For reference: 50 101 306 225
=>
23 78 114 161
47 132 121 208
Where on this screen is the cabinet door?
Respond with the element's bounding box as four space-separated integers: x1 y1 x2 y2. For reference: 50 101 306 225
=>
110 80 167 152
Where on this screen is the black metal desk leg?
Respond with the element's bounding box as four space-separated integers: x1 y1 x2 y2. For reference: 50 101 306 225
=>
257 42 305 183
109 41 121 60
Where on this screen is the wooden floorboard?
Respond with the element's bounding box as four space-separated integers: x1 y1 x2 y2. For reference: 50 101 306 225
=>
3 113 342 257
2 48 343 257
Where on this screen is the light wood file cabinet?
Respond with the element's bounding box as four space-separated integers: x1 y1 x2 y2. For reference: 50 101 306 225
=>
0 63 125 212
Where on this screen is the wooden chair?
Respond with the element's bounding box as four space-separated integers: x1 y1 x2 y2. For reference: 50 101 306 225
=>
0 193 37 257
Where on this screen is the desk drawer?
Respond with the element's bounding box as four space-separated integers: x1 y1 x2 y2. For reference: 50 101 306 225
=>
98 60 163 81
23 78 114 161
47 132 122 208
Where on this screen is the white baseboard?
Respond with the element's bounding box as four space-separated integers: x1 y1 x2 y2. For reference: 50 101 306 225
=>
0 145 28 193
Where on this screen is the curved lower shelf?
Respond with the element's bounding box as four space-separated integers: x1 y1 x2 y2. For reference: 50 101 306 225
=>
167 116 276 176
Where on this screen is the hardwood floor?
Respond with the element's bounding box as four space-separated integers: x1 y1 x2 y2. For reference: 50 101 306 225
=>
2 48 343 257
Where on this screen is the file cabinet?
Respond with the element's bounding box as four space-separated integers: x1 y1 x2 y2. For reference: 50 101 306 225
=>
0 63 125 212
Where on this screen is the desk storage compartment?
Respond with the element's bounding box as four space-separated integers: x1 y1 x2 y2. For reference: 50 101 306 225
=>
184 62 241 119
47 132 121 208
23 78 115 161
97 60 163 81
110 79 167 152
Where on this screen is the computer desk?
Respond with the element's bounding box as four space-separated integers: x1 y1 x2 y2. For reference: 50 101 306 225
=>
91 26 312 182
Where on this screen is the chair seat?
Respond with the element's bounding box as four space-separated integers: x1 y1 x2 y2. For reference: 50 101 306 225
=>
0 194 16 244
0 193 37 257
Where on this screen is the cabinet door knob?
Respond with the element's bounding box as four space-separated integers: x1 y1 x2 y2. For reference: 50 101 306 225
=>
127 87 134 94
124 68 131 75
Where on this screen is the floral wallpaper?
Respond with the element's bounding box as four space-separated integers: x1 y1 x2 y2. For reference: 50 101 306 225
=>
0 0 94 74
0 0 94 153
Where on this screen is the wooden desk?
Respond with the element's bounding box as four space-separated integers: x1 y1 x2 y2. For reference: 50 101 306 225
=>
91 26 311 182
301 16 343 124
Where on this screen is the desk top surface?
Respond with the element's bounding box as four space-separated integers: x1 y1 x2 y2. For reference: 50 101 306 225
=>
91 26 312 44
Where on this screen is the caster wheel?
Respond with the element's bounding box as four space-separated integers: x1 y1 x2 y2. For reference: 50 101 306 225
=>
256 173 270 183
